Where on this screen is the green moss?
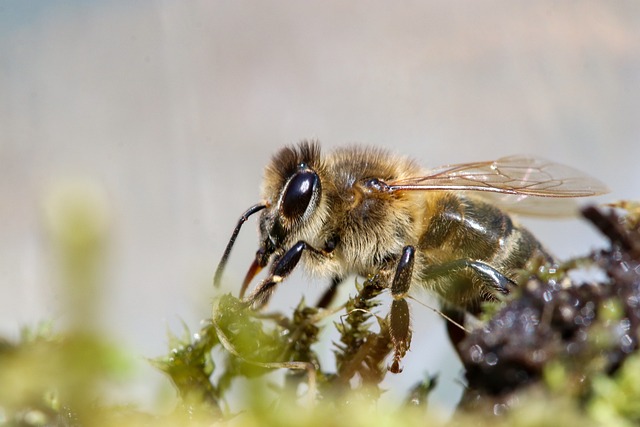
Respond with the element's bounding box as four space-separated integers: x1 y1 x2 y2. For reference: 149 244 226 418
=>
589 353 640 426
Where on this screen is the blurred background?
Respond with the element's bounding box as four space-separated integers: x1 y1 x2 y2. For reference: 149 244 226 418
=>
1 0 638 413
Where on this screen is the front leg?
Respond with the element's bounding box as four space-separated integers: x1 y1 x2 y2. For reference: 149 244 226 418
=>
245 240 331 308
388 245 415 374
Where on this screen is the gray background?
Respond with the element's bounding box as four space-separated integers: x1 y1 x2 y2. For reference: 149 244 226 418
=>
1 0 638 412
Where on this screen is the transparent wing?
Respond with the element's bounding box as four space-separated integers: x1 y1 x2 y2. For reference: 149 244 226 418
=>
472 192 582 218
388 155 608 197
387 156 609 217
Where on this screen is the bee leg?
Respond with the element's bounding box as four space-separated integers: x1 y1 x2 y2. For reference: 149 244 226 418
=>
316 275 345 309
389 245 415 373
465 260 515 296
245 240 329 309
423 259 515 299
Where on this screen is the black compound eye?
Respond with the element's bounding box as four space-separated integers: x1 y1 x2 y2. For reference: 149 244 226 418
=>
281 170 320 220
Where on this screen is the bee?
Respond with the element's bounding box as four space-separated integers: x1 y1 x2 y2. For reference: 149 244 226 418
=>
214 141 608 373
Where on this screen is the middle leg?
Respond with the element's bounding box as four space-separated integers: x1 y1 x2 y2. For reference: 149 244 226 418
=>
388 245 416 374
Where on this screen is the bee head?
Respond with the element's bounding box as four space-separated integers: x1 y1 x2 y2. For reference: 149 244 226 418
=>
213 141 325 296
257 141 324 262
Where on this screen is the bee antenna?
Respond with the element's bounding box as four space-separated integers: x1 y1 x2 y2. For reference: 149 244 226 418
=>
214 203 267 288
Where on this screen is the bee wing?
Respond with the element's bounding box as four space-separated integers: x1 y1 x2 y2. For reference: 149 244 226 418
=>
389 156 608 197
471 192 582 217
387 156 609 217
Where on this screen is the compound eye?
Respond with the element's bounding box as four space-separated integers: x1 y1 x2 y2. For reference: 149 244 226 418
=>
281 170 320 220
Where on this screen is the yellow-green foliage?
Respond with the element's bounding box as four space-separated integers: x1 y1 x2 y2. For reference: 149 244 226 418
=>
589 353 640 427
2 290 640 427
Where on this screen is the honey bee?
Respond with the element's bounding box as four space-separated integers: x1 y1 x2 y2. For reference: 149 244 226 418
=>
214 141 608 373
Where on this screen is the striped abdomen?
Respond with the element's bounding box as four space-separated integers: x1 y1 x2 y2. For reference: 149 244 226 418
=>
416 193 551 309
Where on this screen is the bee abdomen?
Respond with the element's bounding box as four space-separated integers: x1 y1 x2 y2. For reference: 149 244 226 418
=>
418 194 546 270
